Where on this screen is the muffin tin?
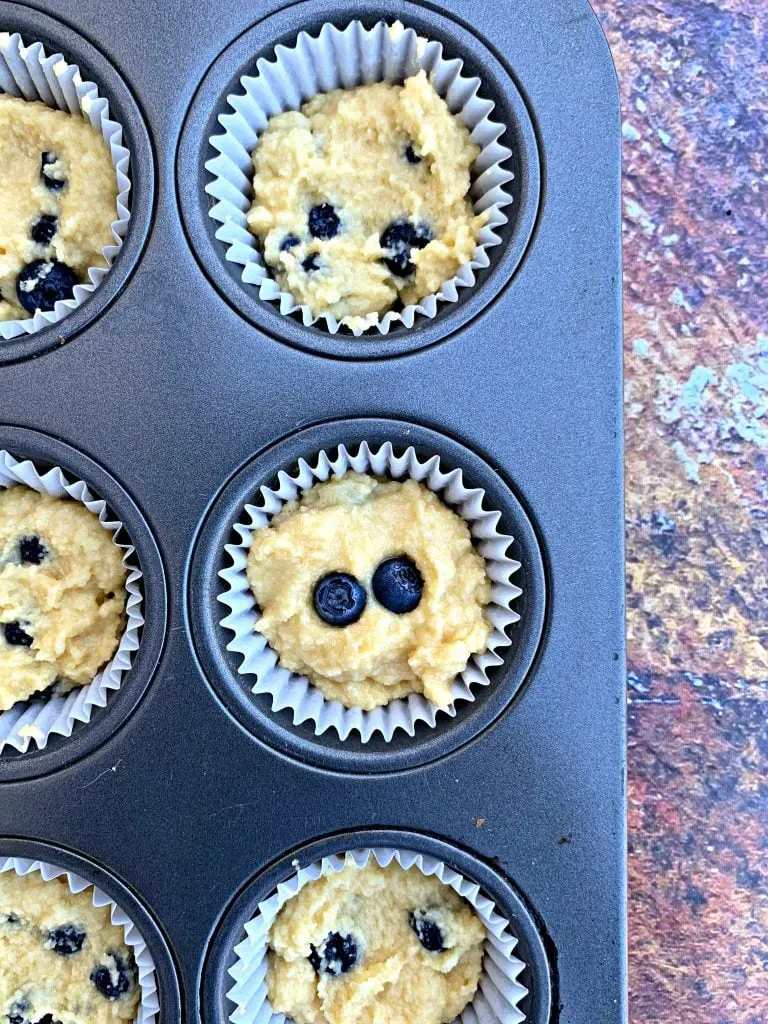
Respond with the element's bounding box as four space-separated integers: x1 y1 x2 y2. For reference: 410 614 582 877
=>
0 1 625 1023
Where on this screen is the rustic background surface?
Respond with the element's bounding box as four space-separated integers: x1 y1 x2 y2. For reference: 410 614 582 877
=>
590 1 767 1021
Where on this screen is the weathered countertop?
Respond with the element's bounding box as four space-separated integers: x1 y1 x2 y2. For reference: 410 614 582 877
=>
591 0 768 1019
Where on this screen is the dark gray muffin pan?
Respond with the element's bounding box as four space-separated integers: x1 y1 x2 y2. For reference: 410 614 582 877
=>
0 1 625 1023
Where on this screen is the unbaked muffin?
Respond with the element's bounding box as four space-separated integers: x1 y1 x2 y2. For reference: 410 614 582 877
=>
247 71 485 327
0 869 139 1024
0 487 127 711
246 473 491 710
267 860 486 1024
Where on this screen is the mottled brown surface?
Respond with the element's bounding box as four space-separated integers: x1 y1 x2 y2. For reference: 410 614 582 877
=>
590 1 768 1021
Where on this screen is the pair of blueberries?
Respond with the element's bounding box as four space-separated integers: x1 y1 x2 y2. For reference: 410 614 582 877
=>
278 203 340 274
313 555 424 626
44 924 134 1000
283 202 433 280
1 536 50 649
279 203 340 273
309 910 447 978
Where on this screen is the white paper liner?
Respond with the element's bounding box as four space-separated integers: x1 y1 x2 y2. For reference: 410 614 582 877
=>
206 20 514 336
0 451 144 754
0 31 131 340
0 855 159 1024
228 846 527 1024
218 441 522 742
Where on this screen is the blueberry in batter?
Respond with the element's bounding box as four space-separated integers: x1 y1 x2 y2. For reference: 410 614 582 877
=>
16 260 79 314
313 572 367 627
372 555 424 615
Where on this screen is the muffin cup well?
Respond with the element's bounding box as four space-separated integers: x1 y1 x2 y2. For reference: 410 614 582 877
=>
227 845 527 1024
0 855 159 1024
218 440 522 743
205 19 514 336
0 451 143 754
0 30 131 341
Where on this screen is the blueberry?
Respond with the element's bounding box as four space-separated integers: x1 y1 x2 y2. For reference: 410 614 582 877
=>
280 234 301 252
372 556 424 614
308 203 340 240
302 253 320 273
3 912 20 924
30 679 62 701
19 535 48 565
404 143 422 164
40 151 66 191
380 219 433 277
7 1000 30 1024
45 922 86 956
308 932 360 976
16 259 79 314
3 621 33 647
90 949 135 999
313 572 366 627
8 1009 60 1024
30 214 58 246
409 910 446 952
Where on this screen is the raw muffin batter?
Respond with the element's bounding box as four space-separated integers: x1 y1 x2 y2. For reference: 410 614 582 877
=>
0 869 139 1024
246 473 491 709
267 860 486 1024
0 487 127 711
247 71 485 326
0 95 117 321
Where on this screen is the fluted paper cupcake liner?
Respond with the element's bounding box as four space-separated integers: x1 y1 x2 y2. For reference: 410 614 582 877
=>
206 19 514 336
0 451 144 753
228 846 527 1024
0 856 159 1024
218 441 522 742
0 31 131 340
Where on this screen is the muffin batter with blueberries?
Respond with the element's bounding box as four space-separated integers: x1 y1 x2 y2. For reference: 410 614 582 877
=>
0 95 117 322
246 473 491 710
0 486 127 711
0 869 139 1024
267 860 486 1024
247 71 485 327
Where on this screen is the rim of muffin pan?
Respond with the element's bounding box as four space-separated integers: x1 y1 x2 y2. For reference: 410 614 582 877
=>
0 426 167 783
176 0 541 361
0 3 155 367
201 827 553 1024
0 835 182 1022
186 418 547 775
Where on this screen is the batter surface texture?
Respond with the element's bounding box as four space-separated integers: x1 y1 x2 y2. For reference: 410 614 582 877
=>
246 473 491 710
0 487 127 711
0 95 117 321
0 869 140 1024
267 860 486 1024
247 71 485 327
